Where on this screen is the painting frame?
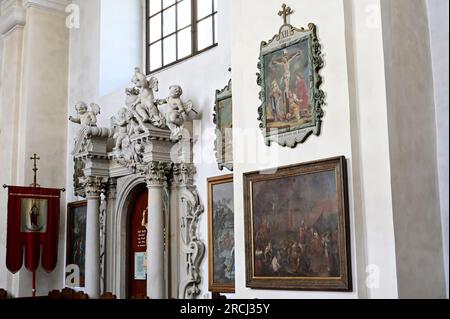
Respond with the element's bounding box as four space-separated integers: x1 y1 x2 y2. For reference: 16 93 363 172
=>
213 79 233 172
208 174 235 293
66 200 87 288
256 21 325 148
244 157 352 291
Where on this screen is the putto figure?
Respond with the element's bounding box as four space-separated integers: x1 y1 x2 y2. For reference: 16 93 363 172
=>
158 85 197 141
69 102 101 127
130 67 165 128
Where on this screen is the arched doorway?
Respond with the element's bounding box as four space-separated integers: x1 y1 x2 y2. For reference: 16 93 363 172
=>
127 187 148 298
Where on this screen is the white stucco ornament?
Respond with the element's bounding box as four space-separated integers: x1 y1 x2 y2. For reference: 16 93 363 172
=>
108 67 198 163
69 101 101 127
158 85 197 141
110 107 144 164
70 67 205 299
130 67 166 129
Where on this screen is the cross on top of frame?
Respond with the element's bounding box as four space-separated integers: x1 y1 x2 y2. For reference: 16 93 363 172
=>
278 3 293 25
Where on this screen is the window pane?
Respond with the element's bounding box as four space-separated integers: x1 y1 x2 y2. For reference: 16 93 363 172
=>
177 0 191 28
150 41 162 71
178 27 191 59
149 14 162 43
197 16 213 50
163 0 175 9
163 35 176 64
197 0 212 19
149 0 161 16
163 6 176 36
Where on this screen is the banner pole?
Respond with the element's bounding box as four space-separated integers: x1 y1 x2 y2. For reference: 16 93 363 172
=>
32 271 36 298
30 154 40 298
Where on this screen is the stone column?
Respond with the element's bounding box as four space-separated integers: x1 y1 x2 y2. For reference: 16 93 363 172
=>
81 176 108 299
145 162 171 299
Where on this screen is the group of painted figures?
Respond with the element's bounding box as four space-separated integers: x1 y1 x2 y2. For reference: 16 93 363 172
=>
268 50 311 123
69 67 196 163
254 219 339 278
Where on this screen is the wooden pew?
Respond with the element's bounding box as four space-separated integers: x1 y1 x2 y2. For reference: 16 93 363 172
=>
131 294 149 299
100 292 117 299
0 289 7 299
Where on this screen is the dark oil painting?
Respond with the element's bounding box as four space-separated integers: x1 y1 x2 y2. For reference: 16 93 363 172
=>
252 170 340 278
66 201 87 287
244 157 352 291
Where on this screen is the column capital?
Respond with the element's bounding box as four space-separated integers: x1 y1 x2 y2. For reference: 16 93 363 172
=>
171 163 196 187
80 176 108 198
0 1 25 36
0 0 69 35
144 161 172 188
22 0 69 12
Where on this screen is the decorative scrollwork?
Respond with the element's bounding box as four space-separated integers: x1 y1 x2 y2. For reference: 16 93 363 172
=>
177 168 205 299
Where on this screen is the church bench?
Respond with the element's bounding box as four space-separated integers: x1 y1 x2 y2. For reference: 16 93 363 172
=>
0 289 8 299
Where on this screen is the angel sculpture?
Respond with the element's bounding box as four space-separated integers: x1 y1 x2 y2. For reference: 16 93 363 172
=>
124 87 146 135
111 108 129 152
157 85 197 141
130 67 165 128
69 102 101 127
110 108 144 163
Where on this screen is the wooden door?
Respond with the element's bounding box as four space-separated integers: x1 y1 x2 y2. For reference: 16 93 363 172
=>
128 188 148 298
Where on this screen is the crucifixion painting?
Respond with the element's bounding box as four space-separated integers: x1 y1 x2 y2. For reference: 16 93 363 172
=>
257 3 325 148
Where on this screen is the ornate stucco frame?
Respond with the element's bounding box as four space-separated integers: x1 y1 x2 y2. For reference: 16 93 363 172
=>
257 22 325 148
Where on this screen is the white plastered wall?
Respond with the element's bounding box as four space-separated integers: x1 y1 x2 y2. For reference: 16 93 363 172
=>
426 0 449 299
0 1 69 297
230 0 400 299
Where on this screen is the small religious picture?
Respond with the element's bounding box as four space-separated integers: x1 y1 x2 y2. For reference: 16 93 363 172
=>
214 79 233 171
208 175 235 293
66 201 87 287
244 157 352 291
257 4 324 148
21 198 48 233
134 252 147 280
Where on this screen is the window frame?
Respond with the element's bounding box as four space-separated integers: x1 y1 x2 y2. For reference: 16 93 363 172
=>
145 0 218 75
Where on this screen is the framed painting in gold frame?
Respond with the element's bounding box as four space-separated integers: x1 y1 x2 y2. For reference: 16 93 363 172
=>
244 157 352 291
208 175 235 293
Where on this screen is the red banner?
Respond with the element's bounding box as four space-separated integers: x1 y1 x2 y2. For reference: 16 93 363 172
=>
6 186 61 273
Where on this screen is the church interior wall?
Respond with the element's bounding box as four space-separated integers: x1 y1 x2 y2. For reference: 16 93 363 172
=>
380 0 446 298
0 0 447 299
0 1 69 297
0 21 25 295
426 0 449 299
232 0 363 299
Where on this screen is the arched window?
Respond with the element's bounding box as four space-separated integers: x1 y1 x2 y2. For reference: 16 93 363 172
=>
146 0 218 74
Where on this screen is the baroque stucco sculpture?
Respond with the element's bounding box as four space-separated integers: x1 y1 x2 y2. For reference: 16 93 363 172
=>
110 68 198 165
130 67 166 129
69 102 101 127
68 67 205 299
157 85 197 141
